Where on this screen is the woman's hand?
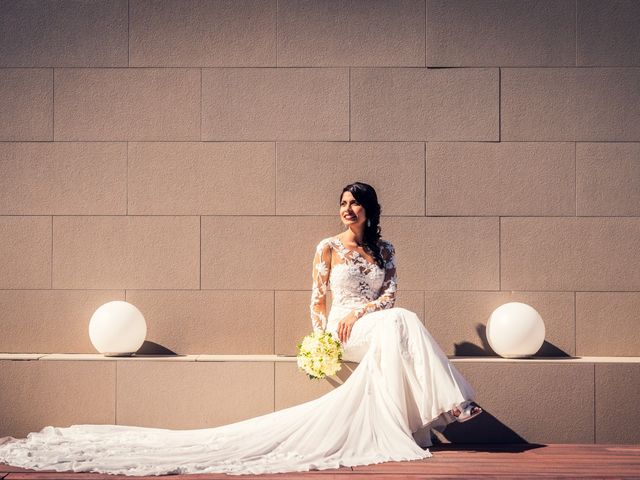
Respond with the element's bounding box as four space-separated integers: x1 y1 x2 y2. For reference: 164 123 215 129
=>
337 311 359 344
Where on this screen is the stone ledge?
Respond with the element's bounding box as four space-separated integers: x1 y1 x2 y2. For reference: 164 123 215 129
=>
1 354 639 443
1 353 639 363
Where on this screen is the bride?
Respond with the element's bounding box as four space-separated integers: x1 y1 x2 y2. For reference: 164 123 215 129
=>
0 181 482 476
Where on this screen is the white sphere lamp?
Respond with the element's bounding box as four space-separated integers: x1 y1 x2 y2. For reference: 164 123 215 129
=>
486 302 545 358
89 301 147 356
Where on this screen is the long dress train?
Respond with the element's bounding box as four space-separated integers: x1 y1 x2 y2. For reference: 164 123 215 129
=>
0 235 477 476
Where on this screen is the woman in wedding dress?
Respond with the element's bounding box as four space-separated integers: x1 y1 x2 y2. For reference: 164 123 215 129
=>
0 181 482 477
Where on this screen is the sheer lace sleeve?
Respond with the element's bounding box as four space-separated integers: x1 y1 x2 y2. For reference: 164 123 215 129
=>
351 241 397 320
310 239 332 333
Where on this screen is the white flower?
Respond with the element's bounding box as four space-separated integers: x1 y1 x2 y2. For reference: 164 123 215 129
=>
315 260 328 277
296 330 343 380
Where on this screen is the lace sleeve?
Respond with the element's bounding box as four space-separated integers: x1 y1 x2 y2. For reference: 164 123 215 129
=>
351 241 397 321
309 239 331 333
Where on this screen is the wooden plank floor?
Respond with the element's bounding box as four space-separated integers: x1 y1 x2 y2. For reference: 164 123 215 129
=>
2 444 640 479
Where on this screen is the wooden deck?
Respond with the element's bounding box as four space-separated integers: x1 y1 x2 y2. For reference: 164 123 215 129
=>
2 444 640 479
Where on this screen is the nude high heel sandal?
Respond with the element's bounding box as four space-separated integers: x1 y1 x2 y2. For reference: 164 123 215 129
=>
450 401 483 423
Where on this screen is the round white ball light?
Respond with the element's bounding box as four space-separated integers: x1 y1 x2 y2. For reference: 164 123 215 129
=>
486 302 545 358
89 301 147 356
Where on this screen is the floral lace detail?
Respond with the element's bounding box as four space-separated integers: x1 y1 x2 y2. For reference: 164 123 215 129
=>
309 239 332 332
310 236 397 331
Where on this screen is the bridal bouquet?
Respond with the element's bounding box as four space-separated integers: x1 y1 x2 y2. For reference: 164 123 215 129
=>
296 330 343 380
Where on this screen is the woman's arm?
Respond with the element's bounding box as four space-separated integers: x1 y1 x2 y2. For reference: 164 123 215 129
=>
351 241 397 320
309 240 332 332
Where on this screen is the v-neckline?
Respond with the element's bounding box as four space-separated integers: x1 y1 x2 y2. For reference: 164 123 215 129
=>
333 236 380 269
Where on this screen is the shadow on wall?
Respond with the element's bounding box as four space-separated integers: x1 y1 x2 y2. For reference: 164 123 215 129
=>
440 408 530 445
135 340 180 356
454 323 572 357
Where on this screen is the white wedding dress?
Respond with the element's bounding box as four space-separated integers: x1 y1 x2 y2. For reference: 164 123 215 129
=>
0 235 477 477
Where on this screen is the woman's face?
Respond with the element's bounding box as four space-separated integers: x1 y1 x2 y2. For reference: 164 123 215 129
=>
340 191 366 228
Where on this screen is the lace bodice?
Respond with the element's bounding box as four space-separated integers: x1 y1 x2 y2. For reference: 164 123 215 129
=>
310 235 397 332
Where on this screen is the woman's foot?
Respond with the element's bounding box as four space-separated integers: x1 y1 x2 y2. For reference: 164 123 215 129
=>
449 401 482 422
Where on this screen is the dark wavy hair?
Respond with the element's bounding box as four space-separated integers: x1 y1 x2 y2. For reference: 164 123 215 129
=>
339 182 385 269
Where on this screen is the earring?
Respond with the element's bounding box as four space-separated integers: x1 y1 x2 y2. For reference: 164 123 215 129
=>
367 219 371 227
